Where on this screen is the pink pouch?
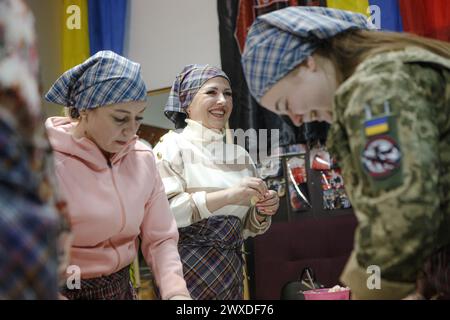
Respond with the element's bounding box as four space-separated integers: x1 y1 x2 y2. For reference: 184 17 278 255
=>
303 288 350 300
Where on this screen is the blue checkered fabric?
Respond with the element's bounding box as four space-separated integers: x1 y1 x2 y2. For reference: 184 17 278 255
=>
241 6 375 102
0 120 59 299
164 64 230 125
0 186 59 299
45 51 147 110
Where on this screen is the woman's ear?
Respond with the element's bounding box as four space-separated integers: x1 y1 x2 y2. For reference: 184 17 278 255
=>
291 56 317 80
305 56 317 72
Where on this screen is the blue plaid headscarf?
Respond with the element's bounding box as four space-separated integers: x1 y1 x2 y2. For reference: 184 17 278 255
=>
45 50 147 110
241 6 375 102
164 64 230 127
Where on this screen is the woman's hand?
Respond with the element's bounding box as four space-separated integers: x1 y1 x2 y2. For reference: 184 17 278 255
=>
228 177 268 206
255 190 279 216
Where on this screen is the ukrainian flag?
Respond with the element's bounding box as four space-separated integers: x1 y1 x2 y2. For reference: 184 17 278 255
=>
326 0 370 16
61 0 128 72
62 0 90 72
364 117 389 137
326 0 404 31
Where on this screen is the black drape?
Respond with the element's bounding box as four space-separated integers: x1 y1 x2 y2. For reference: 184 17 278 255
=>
217 0 329 150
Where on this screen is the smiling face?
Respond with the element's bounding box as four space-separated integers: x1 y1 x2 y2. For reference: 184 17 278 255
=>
260 55 338 127
186 76 233 131
78 100 147 155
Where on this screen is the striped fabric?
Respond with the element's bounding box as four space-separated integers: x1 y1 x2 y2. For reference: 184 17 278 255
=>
241 6 374 102
178 215 244 300
164 64 230 127
45 50 147 110
61 266 137 300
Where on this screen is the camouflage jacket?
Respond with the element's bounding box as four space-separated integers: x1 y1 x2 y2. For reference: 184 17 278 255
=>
327 46 450 299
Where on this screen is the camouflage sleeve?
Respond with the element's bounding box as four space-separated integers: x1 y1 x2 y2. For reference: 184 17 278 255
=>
330 61 447 299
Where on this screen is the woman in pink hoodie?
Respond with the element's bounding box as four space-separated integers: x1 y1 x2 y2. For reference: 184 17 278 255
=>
44 51 190 300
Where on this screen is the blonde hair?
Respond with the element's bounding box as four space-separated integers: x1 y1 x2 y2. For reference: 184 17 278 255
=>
315 29 450 83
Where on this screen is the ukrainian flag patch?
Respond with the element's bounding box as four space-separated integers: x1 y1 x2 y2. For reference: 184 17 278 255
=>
364 117 389 137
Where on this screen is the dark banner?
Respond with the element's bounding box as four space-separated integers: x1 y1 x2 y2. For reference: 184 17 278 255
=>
218 0 329 154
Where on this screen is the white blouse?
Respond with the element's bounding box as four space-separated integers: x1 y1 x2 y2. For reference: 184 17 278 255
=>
153 119 270 239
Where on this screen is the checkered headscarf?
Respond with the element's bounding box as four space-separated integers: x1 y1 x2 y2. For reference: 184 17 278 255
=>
241 6 375 102
45 50 147 109
164 64 230 126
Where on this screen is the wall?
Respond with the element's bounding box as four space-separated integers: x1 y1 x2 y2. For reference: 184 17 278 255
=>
126 0 222 91
144 90 173 129
26 0 64 117
26 0 220 129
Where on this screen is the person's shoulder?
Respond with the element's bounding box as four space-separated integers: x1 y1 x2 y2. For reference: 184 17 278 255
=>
134 139 153 151
358 46 450 71
335 47 449 112
153 130 184 162
343 47 450 88
338 51 404 96
128 139 156 164
153 130 179 151
155 130 180 146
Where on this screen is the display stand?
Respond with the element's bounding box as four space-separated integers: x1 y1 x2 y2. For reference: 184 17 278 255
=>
259 144 353 222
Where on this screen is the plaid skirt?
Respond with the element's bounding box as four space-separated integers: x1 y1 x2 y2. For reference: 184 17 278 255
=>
61 266 137 300
178 215 244 300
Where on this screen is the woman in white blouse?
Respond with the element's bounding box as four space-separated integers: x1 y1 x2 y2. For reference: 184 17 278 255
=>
154 64 279 300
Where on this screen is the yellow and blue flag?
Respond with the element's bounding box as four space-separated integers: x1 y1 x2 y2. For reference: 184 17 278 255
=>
62 0 90 72
326 0 370 16
61 0 128 72
364 117 390 137
326 0 404 31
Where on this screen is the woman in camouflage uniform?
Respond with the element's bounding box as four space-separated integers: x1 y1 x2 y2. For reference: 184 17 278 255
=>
241 6 450 299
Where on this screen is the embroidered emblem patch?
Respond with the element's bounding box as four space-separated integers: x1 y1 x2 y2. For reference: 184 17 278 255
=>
361 135 401 179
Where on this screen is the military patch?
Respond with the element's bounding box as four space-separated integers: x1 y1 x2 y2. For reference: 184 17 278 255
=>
361 135 401 179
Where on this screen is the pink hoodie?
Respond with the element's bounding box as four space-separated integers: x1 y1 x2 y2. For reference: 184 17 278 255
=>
45 117 189 299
